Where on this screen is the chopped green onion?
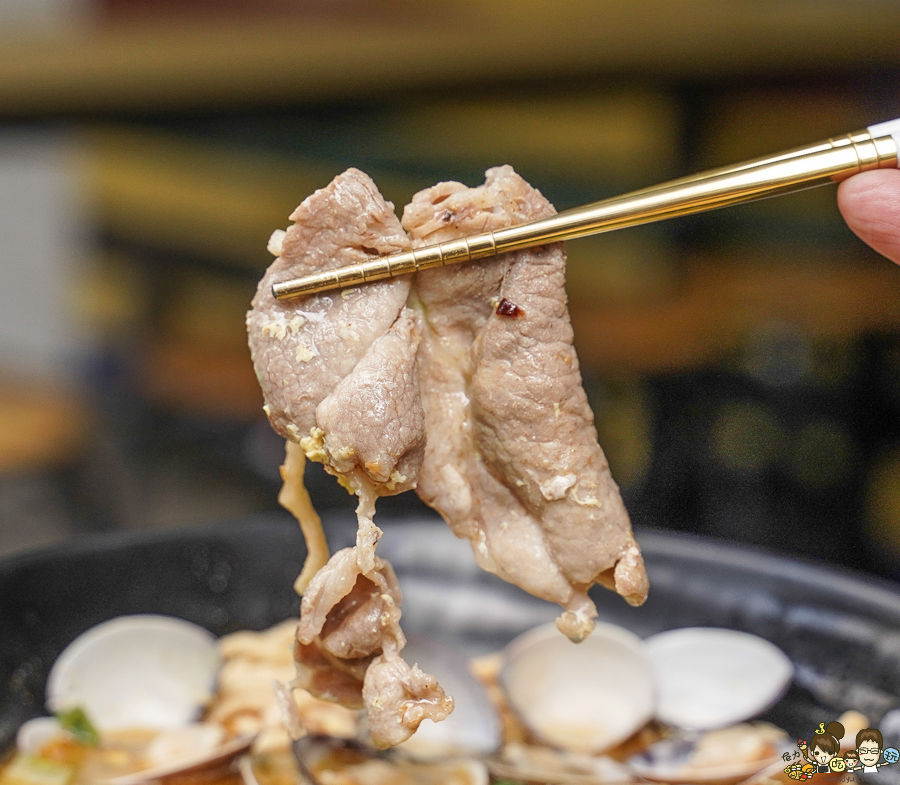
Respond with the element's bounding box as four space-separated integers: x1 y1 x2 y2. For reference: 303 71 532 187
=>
53 708 99 747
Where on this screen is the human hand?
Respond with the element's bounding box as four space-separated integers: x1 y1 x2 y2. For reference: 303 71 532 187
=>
838 169 900 266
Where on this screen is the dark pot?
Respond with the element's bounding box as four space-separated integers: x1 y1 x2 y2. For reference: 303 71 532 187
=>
2 512 899 757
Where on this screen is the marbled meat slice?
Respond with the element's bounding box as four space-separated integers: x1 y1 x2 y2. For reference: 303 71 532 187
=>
247 167 424 495
403 165 648 641
247 168 450 747
315 307 425 490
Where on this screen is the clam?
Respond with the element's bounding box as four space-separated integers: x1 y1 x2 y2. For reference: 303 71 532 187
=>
500 622 655 755
487 742 633 785
32 614 257 783
47 614 221 731
627 722 790 784
644 627 793 731
627 627 794 784
109 729 256 785
16 716 68 755
496 621 795 785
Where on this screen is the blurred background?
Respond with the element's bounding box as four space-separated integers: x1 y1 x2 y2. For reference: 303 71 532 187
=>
2 0 900 582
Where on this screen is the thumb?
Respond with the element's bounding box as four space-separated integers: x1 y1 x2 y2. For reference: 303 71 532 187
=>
837 169 900 265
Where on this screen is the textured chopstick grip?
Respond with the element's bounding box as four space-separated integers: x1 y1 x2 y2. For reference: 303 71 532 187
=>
272 123 900 300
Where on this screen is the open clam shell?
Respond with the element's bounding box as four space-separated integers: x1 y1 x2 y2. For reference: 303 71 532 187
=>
488 742 633 785
645 628 793 731
16 717 68 754
47 614 221 732
108 730 256 785
628 722 790 784
500 622 655 754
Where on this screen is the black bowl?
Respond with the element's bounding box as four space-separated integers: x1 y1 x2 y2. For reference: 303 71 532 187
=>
2 512 900 756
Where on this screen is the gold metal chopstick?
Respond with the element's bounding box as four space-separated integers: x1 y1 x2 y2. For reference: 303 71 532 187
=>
272 119 900 301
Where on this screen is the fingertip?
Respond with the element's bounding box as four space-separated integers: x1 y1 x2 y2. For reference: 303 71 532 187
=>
837 169 900 219
837 169 900 266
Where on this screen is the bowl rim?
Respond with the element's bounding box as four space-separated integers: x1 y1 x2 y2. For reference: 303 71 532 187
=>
636 527 900 616
0 513 897 616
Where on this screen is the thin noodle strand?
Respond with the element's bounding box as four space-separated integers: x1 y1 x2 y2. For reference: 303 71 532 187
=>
279 440 330 595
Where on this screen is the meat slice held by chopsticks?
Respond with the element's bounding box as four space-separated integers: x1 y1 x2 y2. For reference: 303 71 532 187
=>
248 169 449 748
247 167 425 496
246 164 648 745
404 166 647 641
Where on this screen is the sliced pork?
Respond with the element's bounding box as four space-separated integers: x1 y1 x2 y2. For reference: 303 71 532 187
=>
248 169 449 747
247 164 648 747
404 166 647 640
247 168 424 495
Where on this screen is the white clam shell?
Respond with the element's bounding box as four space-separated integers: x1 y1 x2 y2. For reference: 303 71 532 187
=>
397 636 502 759
144 722 225 768
645 628 793 731
47 614 221 732
108 731 255 785
628 722 790 784
501 622 655 754
488 742 633 785
16 717 67 755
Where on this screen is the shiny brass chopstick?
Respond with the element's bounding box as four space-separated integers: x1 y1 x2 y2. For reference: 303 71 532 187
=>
272 118 900 301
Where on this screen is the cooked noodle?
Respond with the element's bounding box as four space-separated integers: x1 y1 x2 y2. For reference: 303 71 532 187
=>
278 440 329 596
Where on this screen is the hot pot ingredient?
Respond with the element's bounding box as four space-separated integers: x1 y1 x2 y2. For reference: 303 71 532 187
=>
246 165 648 742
